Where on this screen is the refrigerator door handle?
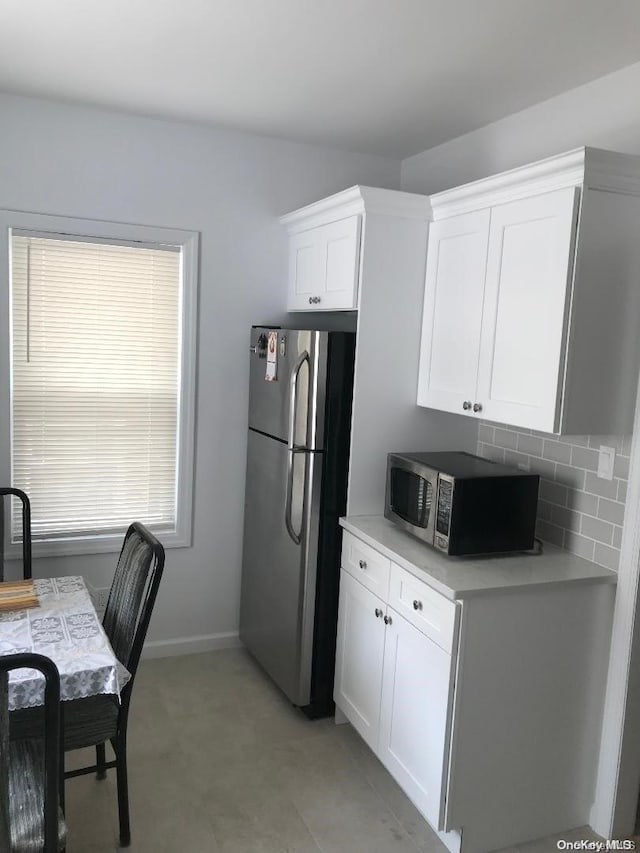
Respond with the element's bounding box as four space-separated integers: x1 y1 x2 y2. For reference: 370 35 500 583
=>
287 350 310 452
285 448 304 545
285 350 309 544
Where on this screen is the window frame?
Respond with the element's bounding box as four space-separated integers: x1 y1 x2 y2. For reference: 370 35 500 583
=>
0 210 198 557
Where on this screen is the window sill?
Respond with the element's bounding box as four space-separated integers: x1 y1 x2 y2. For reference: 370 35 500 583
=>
5 528 191 559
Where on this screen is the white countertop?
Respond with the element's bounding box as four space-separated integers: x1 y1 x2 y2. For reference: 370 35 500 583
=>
340 515 617 600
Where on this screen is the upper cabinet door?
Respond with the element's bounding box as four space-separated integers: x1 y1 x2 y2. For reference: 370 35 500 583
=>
476 188 579 432
320 215 361 310
417 209 491 415
288 229 322 310
288 215 361 311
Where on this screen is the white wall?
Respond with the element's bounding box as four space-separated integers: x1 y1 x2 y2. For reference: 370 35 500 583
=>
401 61 640 194
0 92 400 651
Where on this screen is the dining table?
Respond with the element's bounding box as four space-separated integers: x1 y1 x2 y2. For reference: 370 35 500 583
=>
0 576 130 711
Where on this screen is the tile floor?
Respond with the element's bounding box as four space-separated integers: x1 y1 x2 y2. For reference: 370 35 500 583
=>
63 648 611 852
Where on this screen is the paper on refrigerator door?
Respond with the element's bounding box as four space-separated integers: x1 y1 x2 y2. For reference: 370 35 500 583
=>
265 330 278 381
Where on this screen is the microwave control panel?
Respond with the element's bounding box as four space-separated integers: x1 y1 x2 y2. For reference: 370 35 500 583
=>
435 476 453 552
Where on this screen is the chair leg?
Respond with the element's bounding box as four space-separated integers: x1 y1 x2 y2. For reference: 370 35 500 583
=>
114 735 131 847
96 742 107 780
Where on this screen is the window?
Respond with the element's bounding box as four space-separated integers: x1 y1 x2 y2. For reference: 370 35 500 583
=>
0 212 197 556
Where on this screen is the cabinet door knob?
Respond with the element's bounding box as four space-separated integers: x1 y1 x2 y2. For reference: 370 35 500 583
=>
374 608 383 618
309 296 314 304
473 402 483 413
412 599 422 611
358 559 367 570
383 615 392 626
462 401 471 411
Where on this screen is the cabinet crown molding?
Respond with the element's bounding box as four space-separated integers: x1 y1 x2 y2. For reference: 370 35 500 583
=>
280 185 432 233
430 147 640 220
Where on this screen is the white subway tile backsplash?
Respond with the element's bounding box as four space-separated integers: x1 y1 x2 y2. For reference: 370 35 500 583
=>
478 424 495 444
536 519 564 548
581 515 614 545
542 440 572 464
480 443 505 464
598 498 625 526
614 454 630 480
550 505 580 531
494 428 518 450
517 434 543 456
537 500 553 521
532 457 557 479
555 463 586 490
478 422 630 572
559 434 591 447
570 446 599 472
540 479 568 506
584 472 619 500
613 526 623 549
567 489 598 516
588 435 626 454
504 449 530 470
563 531 596 561
594 542 620 571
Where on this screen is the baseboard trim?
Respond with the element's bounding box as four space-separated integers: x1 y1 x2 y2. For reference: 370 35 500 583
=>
141 632 242 659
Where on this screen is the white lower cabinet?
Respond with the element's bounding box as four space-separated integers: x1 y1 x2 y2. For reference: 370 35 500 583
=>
334 570 386 752
335 553 460 852
335 527 615 853
378 607 456 831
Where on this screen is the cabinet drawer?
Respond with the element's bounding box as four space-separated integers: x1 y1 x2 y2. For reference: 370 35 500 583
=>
341 531 390 598
389 563 457 654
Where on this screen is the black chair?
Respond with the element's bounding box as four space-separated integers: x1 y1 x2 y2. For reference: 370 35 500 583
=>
0 653 66 852
63 522 165 847
0 488 32 581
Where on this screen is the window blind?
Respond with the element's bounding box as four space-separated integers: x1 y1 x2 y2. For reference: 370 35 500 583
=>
10 233 182 541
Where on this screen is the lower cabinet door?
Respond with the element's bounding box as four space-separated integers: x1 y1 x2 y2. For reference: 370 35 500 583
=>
378 608 455 830
334 569 386 751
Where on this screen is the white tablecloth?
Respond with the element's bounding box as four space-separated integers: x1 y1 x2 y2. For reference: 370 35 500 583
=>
0 576 131 710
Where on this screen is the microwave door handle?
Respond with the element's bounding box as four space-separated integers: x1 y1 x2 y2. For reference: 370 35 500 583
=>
285 350 309 545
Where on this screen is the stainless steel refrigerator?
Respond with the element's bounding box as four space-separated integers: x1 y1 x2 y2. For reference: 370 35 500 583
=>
240 326 355 718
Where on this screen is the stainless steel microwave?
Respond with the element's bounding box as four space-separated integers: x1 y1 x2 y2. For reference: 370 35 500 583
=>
384 451 539 556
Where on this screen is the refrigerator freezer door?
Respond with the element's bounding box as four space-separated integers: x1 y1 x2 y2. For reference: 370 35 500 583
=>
239 428 322 706
248 327 327 450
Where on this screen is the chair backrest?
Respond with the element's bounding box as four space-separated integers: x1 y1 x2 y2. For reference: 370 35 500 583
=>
103 522 165 688
0 653 61 853
0 488 32 581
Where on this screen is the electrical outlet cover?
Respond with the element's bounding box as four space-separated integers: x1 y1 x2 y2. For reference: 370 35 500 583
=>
597 445 616 480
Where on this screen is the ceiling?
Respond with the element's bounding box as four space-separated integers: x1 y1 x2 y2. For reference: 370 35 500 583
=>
1 0 639 158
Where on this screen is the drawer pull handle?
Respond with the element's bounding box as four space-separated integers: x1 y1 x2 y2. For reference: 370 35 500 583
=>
374 608 383 618
383 615 392 626
412 600 423 611
358 559 367 570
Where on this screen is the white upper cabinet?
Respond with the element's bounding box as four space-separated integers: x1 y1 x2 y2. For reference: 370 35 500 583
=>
281 186 432 313
417 147 640 434
288 215 361 311
476 187 578 430
417 209 490 415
